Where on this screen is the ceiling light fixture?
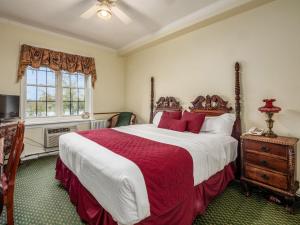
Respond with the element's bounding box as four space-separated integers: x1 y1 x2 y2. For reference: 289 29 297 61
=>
97 2 112 20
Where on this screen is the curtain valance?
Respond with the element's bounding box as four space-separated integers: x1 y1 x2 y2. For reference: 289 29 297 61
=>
17 44 97 87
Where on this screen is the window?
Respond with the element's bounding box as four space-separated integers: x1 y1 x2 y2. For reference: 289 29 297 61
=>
62 72 86 116
23 67 91 119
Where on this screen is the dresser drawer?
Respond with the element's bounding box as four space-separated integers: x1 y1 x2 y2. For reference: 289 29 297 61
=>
245 165 288 190
245 152 288 174
244 140 287 159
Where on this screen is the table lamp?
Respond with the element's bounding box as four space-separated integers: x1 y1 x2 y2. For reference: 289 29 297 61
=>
258 99 281 137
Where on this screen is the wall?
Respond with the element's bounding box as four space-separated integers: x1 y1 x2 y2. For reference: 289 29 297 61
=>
125 0 300 179
0 20 125 156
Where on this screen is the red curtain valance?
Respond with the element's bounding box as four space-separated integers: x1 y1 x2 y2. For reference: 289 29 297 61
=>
17 44 97 87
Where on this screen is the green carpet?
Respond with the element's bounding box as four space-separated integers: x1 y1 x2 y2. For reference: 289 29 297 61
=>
0 155 299 225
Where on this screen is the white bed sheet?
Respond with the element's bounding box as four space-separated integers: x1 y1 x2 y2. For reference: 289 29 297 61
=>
59 124 237 225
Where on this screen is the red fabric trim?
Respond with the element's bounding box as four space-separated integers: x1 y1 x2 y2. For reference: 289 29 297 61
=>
56 158 235 225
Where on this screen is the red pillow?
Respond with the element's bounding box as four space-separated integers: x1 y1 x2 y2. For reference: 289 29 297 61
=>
169 119 187 132
158 116 171 129
158 117 187 132
161 111 182 120
182 111 206 133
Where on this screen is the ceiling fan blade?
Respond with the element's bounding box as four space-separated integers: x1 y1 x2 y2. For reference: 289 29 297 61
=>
111 6 132 24
80 4 99 19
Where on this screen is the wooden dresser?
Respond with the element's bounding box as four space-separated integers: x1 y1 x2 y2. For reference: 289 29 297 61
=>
241 134 299 212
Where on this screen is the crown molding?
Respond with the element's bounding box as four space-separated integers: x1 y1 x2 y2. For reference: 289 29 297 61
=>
0 0 274 57
118 0 274 56
0 16 117 53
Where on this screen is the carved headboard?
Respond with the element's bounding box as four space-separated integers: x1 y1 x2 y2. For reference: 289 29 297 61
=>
189 95 232 116
154 96 182 114
149 62 242 176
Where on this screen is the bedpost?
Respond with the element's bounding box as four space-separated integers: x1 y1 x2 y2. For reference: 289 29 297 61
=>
150 77 154 123
234 62 242 178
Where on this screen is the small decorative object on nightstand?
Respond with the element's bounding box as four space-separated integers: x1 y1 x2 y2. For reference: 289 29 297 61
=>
258 99 281 137
241 134 299 213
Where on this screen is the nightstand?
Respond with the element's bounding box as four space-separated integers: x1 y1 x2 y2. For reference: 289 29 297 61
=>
241 134 299 213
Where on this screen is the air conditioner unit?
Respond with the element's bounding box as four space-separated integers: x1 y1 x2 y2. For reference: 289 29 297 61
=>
44 125 77 148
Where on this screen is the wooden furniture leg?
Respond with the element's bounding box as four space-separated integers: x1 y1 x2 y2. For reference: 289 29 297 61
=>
241 181 251 197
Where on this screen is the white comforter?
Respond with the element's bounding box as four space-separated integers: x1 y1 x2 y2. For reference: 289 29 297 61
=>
59 124 237 225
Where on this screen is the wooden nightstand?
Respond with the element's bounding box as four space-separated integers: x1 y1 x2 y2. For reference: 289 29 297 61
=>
241 134 299 213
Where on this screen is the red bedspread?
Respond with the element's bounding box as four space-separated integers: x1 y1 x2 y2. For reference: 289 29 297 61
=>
78 129 194 223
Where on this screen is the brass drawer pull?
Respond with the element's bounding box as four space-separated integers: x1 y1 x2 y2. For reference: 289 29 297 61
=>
261 146 270 152
260 160 268 166
261 174 270 181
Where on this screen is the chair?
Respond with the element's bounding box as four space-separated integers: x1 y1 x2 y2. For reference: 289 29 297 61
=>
107 112 136 128
2 122 25 225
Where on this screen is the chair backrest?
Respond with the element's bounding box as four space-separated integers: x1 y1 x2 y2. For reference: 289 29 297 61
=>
4 122 25 185
108 112 136 128
115 112 134 127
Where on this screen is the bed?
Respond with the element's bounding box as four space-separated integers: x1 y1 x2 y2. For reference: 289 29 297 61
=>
56 62 242 225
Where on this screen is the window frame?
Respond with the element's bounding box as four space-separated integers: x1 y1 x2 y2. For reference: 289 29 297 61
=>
21 67 93 122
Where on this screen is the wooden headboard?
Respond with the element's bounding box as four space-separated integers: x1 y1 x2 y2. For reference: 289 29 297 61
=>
149 62 242 176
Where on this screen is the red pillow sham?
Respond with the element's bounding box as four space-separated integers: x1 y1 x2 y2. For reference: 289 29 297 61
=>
168 119 187 132
158 117 187 132
161 111 182 120
182 111 206 133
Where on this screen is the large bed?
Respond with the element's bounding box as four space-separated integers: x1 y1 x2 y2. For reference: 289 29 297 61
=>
56 63 242 225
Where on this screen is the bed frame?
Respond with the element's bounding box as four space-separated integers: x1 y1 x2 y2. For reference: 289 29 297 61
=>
149 62 242 177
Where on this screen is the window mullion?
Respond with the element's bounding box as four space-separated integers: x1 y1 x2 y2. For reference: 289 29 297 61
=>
57 71 62 117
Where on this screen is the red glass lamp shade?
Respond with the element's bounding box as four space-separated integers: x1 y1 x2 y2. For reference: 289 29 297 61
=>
258 99 281 138
258 99 281 113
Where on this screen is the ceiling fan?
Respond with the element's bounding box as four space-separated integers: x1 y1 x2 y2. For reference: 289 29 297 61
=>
80 0 132 24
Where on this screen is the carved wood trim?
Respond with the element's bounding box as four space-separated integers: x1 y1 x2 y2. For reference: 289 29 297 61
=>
288 145 296 191
189 95 232 115
234 62 242 178
149 77 154 123
154 96 182 113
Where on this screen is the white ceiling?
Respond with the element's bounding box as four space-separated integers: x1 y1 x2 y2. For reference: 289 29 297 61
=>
0 0 260 51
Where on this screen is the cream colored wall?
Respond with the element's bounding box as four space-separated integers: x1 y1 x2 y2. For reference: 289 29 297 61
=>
0 20 125 156
125 0 300 180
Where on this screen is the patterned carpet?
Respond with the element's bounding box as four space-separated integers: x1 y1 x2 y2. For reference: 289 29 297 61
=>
0 155 299 225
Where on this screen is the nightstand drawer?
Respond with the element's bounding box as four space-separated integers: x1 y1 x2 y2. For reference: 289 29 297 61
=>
244 140 287 159
245 152 288 174
245 165 288 190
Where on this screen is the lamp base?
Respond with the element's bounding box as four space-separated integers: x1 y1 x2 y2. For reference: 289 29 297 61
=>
264 112 277 138
264 131 277 138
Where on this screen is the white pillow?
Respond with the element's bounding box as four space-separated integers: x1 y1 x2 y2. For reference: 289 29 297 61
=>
200 113 235 135
152 111 163 126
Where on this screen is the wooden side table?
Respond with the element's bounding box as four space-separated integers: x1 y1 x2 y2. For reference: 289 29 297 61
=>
241 134 299 213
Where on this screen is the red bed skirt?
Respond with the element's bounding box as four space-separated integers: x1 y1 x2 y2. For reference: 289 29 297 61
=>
56 158 235 225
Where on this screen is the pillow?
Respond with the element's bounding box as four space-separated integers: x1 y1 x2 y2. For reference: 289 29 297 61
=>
182 111 206 133
158 117 187 132
158 116 171 129
161 111 182 120
152 111 182 126
168 119 187 132
152 111 163 126
200 113 235 135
